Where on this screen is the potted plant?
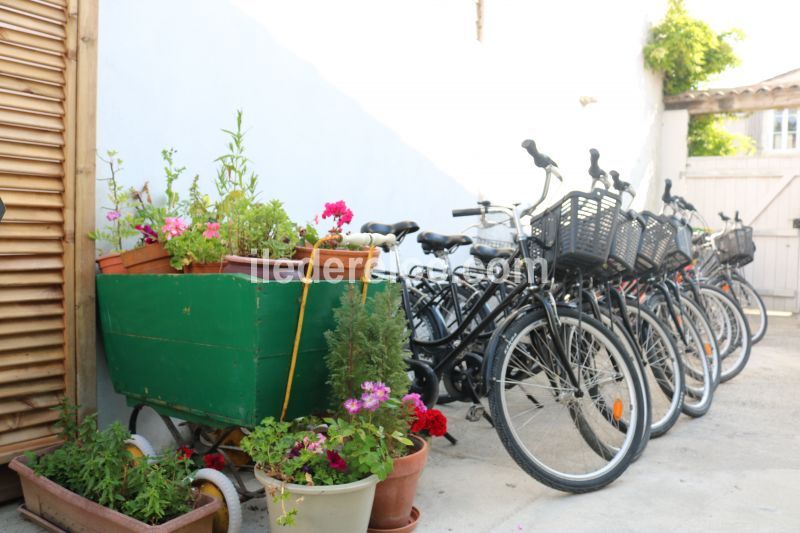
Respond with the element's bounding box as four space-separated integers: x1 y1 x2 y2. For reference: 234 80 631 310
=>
294 200 379 281
325 286 446 532
122 148 186 273
90 150 137 273
10 401 220 532
240 407 400 533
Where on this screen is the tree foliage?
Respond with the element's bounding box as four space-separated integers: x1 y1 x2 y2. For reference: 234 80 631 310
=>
688 114 755 157
644 0 742 95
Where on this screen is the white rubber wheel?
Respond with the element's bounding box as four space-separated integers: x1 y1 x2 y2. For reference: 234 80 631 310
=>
193 468 242 533
125 434 156 463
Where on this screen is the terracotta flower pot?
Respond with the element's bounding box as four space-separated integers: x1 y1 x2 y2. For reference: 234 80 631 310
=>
120 242 176 274
96 253 128 274
368 507 421 533
254 469 378 533
293 245 380 281
369 436 429 530
10 448 220 532
222 255 303 281
186 261 228 274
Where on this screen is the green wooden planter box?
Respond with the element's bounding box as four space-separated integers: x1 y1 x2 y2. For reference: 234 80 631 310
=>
97 274 384 429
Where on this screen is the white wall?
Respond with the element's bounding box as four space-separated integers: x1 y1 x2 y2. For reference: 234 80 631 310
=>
95 0 667 431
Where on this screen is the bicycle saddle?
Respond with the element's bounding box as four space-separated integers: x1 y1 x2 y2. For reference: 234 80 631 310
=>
470 244 515 264
360 220 419 244
417 231 472 254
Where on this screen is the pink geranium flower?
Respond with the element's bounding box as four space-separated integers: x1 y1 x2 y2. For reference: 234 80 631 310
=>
321 200 354 228
202 222 221 239
343 398 361 414
402 392 427 413
361 393 380 412
106 210 121 222
161 217 188 240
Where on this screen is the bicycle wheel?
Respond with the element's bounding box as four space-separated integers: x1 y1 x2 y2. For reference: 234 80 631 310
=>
679 294 721 389
621 302 685 438
729 274 768 344
649 295 714 418
699 284 752 382
489 307 645 493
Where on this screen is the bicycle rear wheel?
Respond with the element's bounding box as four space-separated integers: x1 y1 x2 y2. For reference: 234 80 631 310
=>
699 284 752 382
730 274 768 344
489 307 645 493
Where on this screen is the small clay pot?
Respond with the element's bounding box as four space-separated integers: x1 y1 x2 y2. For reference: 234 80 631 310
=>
368 506 421 533
223 255 303 281
369 436 428 530
120 242 175 274
96 253 127 274
186 261 228 274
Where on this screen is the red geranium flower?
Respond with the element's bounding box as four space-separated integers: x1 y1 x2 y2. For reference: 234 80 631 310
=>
203 453 225 471
326 450 347 472
425 409 448 437
410 407 428 434
177 446 195 460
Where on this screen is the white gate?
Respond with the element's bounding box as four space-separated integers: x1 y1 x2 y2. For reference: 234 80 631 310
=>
679 155 800 313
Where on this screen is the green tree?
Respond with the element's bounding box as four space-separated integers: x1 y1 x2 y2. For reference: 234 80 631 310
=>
644 0 742 95
688 114 755 156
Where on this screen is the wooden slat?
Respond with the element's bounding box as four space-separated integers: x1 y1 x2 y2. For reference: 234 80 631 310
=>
0 392 62 414
0 7 65 39
0 254 62 270
0 139 62 160
0 204 62 221
0 286 62 304
0 173 62 190
0 156 61 175
0 377 63 399
0 91 62 115
0 221 63 238
0 347 62 368
0 301 63 319
0 73 61 98
0 271 62 287
0 189 62 206
0 24 62 54
0 57 62 84
0 239 62 253
0 1 67 24
0 107 62 131
0 41 62 69
0 317 63 337
0 123 63 145
0 333 63 355
0 408 60 433
0 362 64 385
0 422 58 446
0 434 60 463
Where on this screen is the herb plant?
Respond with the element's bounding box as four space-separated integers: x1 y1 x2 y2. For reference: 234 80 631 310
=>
25 401 195 526
89 150 138 254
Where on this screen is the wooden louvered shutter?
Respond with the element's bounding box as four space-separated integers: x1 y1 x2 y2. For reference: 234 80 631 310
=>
0 0 97 463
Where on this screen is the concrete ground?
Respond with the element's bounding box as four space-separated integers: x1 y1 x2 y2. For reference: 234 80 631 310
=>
3 317 798 532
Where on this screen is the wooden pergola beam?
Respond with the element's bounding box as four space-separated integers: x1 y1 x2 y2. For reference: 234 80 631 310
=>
665 86 800 115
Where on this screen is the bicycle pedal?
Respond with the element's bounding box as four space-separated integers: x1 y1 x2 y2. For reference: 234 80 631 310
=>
466 405 485 422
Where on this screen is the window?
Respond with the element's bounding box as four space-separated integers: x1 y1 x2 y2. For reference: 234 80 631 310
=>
771 108 798 150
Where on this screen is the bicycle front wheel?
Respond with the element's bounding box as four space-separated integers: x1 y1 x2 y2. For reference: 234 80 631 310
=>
489 307 645 493
730 274 768 344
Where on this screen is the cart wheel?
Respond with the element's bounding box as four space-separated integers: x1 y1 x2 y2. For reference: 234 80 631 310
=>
125 434 156 463
193 468 242 533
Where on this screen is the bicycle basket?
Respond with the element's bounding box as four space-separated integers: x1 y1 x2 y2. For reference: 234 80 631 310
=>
716 226 755 267
603 210 644 276
529 189 621 271
661 217 693 272
634 212 673 275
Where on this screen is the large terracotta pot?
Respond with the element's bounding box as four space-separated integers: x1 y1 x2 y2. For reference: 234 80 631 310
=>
369 436 428 530
254 469 378 533
222 255 303 281
96 253 127 274
10 449 220 533
120 242 175 274
293 246 380 281
186 261 228 274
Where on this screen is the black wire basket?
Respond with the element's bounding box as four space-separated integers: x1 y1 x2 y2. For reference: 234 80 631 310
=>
661 217 693 272
634 212 673 275
603 210 644 276
716 226 755 267
530 189 621 272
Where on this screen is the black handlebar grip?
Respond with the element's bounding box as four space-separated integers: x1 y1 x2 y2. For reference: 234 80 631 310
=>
588 148 605 179
452 207 483 217
684 200 696 211
609 170 631 192
662 179 673 203
718 211 730 222
521 139 557 169
735 210 741 222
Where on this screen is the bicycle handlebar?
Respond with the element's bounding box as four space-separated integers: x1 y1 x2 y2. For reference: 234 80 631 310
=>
662 179 673 204
340 232 397 248
718 211 730 222
521 139 557 169
452 207 484 218
609 170 636 197
735 210 741 222
588 149 605 180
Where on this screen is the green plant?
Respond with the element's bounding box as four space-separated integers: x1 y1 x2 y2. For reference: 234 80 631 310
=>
644 0 742 95
25 401 194 526
324 285 411 456
225 199 299 258
162 222 227 269
215 109 258 201
130 149 187 244
688 114 755 156
88 150 138 254
241 414 396 526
